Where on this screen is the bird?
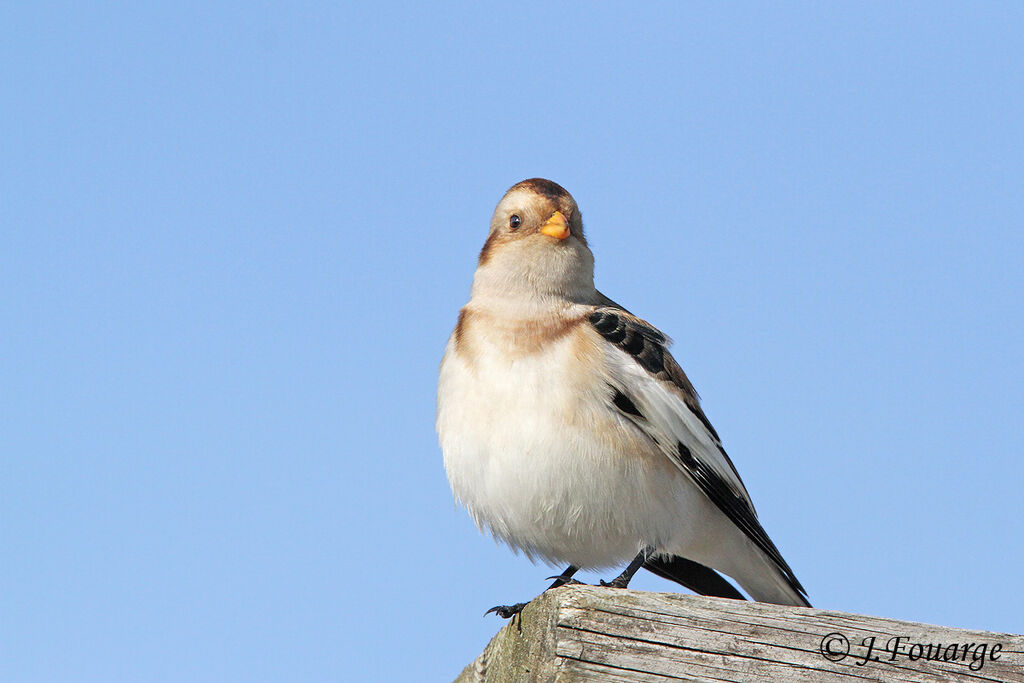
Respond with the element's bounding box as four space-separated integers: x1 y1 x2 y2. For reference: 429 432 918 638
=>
436 178 810 618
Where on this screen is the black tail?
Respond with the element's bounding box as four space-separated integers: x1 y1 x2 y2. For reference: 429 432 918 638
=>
644 555 745 600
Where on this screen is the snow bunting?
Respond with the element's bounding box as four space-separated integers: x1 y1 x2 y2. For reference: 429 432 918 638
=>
437 178 810 617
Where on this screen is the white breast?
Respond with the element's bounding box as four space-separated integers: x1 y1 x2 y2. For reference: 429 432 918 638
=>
436 323 695 569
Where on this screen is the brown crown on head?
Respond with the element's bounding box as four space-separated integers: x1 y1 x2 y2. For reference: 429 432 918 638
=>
508 178 572 203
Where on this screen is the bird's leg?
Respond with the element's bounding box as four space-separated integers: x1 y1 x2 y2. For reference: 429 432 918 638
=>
486 549 655 620
601 547 654 589
483 602 528 620
485 565 580 621
545 564 581 589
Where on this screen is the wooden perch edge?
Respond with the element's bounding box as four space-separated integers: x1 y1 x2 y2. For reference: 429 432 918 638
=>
454 585 1023 682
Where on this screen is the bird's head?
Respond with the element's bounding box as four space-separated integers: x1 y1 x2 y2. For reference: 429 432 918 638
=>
472 178 595 305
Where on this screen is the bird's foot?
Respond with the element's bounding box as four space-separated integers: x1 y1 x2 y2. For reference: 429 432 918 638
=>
544 576 586 587
599 547 653 589
484 565 581 628
484 602 526 620
599 576 631 588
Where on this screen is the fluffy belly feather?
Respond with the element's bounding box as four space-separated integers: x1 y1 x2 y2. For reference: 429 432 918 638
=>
437 333 692 569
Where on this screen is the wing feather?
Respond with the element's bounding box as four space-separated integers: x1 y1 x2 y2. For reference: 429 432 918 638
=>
590 304 808 600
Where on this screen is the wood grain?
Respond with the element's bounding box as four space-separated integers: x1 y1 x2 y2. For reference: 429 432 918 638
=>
454 585 1023 682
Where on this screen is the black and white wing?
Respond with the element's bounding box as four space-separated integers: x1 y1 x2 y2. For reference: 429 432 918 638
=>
589 305 809 606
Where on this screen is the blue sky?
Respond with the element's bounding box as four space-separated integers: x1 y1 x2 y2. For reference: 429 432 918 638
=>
3 2 1023 681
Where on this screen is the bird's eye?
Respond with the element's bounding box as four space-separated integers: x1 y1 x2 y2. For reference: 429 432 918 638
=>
509 214 522 229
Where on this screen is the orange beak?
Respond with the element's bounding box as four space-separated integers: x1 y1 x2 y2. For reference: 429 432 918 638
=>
539 211 570 240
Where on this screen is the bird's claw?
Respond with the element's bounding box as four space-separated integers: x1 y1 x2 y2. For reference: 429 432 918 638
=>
484 603 526 619
544 576 585 586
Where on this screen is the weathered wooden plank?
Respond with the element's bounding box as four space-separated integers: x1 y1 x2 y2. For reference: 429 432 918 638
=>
454 585 1023 683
